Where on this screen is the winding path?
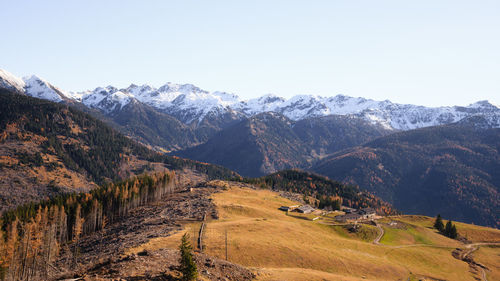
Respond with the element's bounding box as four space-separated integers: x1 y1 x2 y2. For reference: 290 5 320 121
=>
459 242 500 281
373 222 384 245
316 215 498 281
364 218 494 281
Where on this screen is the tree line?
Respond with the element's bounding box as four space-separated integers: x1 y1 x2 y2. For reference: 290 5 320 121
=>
240 169 397 215
434 214 458 239
0 91 238 186
0 171 175 280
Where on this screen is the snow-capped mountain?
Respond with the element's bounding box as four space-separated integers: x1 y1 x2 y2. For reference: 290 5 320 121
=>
0 69 69 103
125 83 242 123
78 86 134 113
1 68 499 130
72 83 500 130
23 75 68 103
0 69 25 93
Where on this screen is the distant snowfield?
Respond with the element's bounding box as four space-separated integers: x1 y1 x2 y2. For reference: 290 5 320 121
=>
1 68 499 130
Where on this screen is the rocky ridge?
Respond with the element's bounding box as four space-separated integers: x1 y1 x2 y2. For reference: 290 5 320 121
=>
1 69 499 131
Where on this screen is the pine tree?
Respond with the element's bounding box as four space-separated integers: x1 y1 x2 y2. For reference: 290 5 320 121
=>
444 220 453 237
449 224 458 239
434 214 444 232
179 233 197 281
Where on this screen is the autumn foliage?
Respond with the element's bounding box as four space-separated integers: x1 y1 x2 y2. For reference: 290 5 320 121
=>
0 171 175 280
241 169 397 215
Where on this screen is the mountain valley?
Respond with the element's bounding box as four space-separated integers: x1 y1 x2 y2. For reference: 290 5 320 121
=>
4 2 500 280
1 69 499 228
312 120 500 228
0 75 499 280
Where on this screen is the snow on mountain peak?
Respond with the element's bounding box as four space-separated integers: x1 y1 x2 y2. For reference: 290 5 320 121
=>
468 100 497 110
0 69 26 93
126 84 155 97
0 69 499 130
233 93 285 116
22 75 66 102
81 86 134 113
158 82 206 94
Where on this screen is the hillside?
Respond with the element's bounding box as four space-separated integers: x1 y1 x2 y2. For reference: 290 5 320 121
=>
0 90 237 213
176 112 390 176
293 114 391 155
242 169 396 215
100 99 201 152
131 183 500 281
312 121 500 228
1 170 497 280
176 113 309 177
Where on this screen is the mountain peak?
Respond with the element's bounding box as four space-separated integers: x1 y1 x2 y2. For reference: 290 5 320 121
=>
22 74 42 82
468 100 498 109
0 69 26 93
22 74 66 102
258 93 284 102
0 69 499 130
157 82 206 94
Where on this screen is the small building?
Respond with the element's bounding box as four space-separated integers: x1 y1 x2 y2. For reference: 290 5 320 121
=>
359 208 376 219
342 207 357 214
335 213 362 223
295 205 315 214
279 205 299 212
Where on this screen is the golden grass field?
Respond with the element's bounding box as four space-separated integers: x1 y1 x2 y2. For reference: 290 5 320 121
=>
128 183 500 281
473 245 500 281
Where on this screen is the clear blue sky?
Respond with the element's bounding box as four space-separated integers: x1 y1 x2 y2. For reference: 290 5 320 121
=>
1 0 499 106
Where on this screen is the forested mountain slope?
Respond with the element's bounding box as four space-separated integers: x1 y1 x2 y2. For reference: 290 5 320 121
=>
176 112 390 176
0 90 237 213
312 120 500 227
2 69 499 156
99 99 200 152
242 169 396 215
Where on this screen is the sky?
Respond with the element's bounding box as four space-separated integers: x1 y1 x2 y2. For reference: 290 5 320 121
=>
1 0 499 107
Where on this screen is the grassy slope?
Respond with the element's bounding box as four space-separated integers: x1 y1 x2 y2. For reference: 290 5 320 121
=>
311 124 500 228
127 184 500 281
474 246 500 281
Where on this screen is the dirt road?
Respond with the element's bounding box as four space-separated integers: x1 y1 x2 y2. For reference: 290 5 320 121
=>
373 222 384 245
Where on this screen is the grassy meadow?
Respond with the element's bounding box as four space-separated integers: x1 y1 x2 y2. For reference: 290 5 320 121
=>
127 183 500 280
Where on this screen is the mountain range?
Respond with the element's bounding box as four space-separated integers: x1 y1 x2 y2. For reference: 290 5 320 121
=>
176 112 391 176
1 69 499 135
1 68 499 227
0 89 236 213
312 119 500 227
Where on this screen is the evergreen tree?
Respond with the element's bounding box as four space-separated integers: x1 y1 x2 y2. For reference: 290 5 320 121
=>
444 220 453 237
449 224 458 239
434 214 444 232
179 233 197 281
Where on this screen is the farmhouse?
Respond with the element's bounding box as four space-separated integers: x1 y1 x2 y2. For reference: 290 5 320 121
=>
295 205 315 214
359 208 376 219
335 207 377 222
335 213 362 222
341 207 357 214
279 205 299 212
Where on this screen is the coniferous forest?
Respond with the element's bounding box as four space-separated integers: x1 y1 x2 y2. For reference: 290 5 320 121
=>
0 172 174 280
241 169 397 215
1 3 500 279
0 91 238 212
